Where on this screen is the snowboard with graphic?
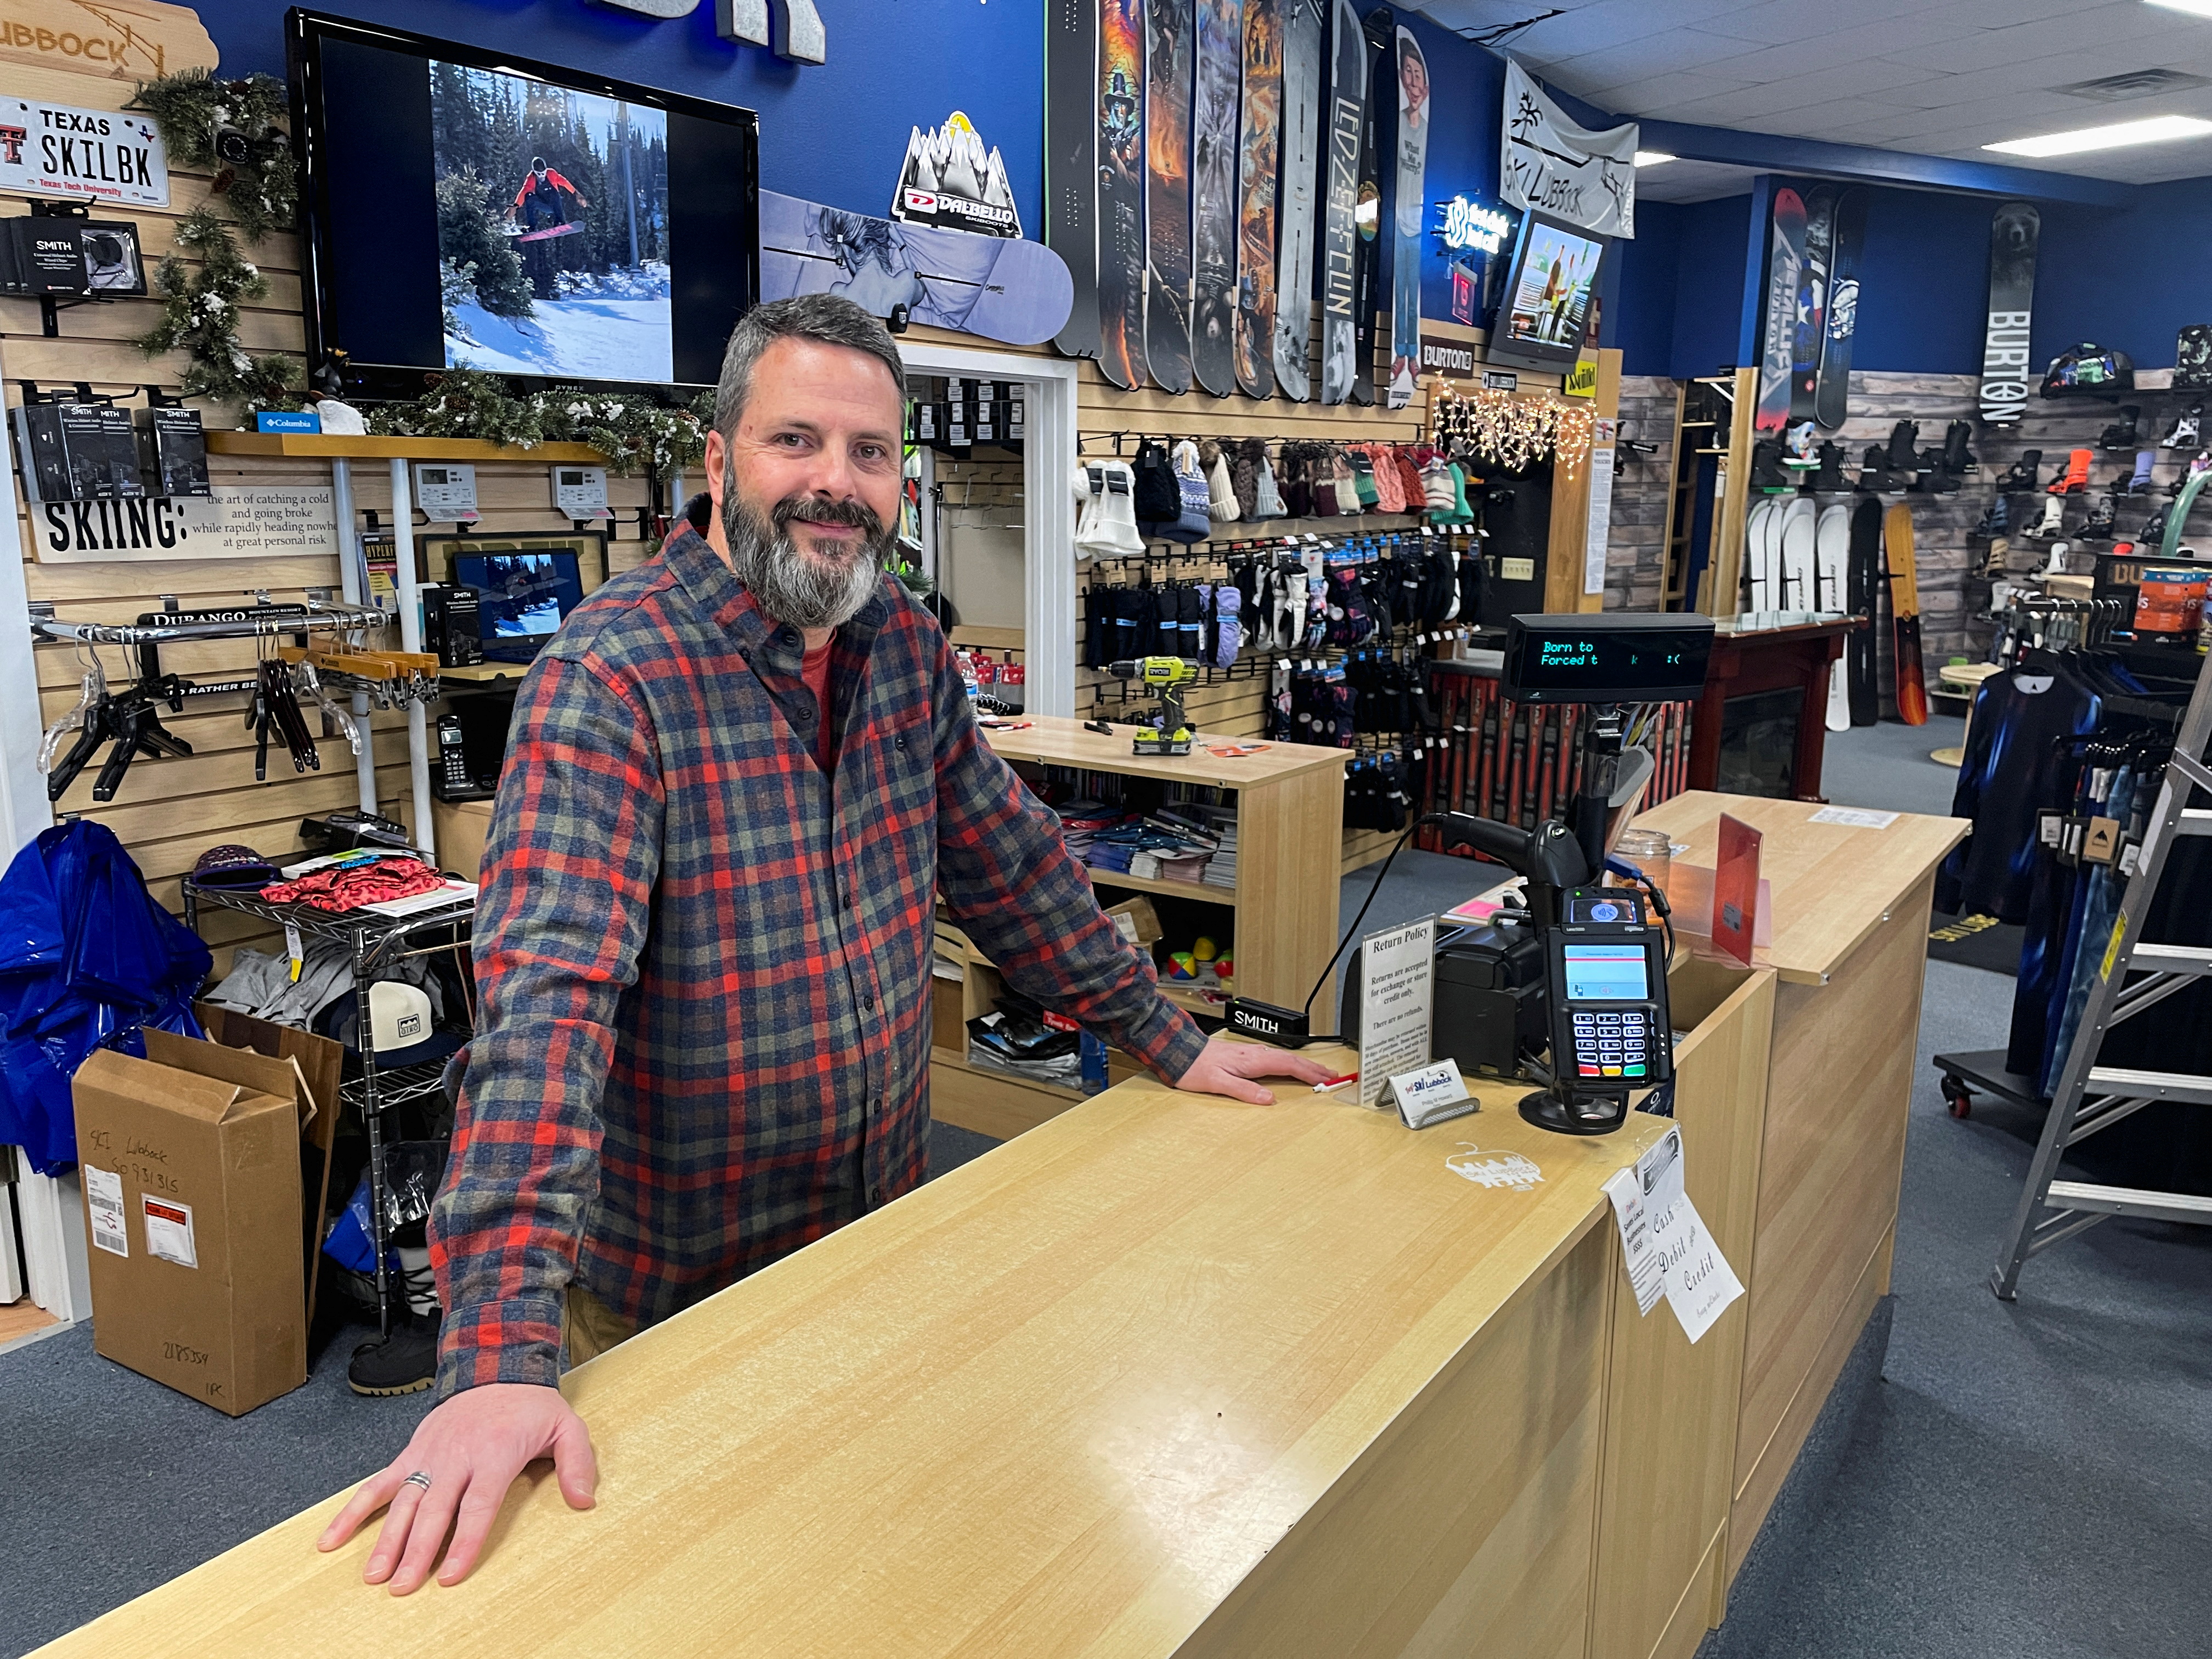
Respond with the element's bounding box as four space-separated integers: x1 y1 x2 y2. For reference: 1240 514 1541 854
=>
1791 184 1835 422
1977 200 2039 426
1846 496 1880 725
1047 0 1102 360
1190 0 1243 397
1348 4 1392 405
1387 23 1429 409
1144 0 1195 392
1813 188 1867 430
1234 0 1282 398
506 221 583 244
1272 0 1323 400
1886 501 1928 725
1096 0 1148 388
1318 0 1364 404
759 191 1074 345
1755 187 1804 435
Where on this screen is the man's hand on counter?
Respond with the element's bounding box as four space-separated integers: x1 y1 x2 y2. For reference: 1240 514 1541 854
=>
317 1381 599 1594
1173 1035 1338 1104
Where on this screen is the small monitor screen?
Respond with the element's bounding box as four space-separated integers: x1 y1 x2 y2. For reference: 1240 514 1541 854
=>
1502 221 1604 354
452 551 584 647
1564 943 1649 1003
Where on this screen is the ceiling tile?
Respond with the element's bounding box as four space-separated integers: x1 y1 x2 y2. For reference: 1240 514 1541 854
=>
1541 32 1769 95
1694 0 1931 47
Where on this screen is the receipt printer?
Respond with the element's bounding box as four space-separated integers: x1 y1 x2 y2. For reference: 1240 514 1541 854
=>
1342 919 1548 1082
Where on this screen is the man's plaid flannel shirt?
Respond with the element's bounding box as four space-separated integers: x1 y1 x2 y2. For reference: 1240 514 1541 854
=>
428 524 1207 1396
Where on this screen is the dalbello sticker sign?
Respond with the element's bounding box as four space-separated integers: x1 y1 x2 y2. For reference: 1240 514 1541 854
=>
0 94 165 206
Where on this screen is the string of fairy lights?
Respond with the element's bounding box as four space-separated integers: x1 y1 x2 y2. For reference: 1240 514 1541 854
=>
1427 384 1595 479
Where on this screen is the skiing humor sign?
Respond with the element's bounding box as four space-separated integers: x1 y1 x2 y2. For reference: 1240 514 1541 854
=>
1500 60 1635 239
0 95 165 208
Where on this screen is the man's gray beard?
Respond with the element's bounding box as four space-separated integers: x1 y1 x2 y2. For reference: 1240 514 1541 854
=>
721 478 889 631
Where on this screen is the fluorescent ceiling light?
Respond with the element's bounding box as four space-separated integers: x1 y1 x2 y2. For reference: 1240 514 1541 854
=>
1633 151 1676 167
2146 1 2212 19
1985 113 2212 156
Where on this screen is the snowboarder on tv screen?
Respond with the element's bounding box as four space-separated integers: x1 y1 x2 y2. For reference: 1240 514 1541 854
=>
510 156 589 235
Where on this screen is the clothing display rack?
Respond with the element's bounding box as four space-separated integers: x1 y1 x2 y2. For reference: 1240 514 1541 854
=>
179 877 476 1340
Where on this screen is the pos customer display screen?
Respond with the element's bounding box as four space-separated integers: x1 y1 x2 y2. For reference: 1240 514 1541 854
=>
288 11 759 398
1561 942 1649 1002
1502 613 1714 703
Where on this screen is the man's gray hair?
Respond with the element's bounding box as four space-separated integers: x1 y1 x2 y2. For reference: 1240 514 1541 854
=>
712 295 907 438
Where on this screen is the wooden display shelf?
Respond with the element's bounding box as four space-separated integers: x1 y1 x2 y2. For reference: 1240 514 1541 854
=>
983 713 1347 789
205 431 608 462
1080 866 1237 907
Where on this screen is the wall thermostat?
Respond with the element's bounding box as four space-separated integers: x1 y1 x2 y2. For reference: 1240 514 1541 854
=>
413 461 479 522
551 464 611 521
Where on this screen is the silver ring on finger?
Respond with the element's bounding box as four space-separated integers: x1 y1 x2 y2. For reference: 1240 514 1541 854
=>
402 1470 432 1493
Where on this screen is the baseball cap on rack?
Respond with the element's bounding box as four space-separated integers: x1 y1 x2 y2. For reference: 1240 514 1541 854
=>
190 844 280 890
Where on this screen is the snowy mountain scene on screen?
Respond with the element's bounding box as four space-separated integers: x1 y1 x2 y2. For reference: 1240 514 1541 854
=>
430 59 673 381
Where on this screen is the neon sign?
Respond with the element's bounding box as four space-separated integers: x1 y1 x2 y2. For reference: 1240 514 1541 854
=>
1437 195 1510 254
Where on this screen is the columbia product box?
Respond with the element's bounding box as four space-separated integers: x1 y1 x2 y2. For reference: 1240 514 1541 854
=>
136 403 211 498
71 1029 317 1416
255 409 323 435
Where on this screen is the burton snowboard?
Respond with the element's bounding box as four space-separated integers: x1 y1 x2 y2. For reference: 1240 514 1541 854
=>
1272 0 1323 400
1348 5 1392 405
1791 185 1835 422
1047 0 1102 360
1096 0 1148 389
1886 501 1928 725
1387 22 1429 409
1977 201 2039 426
1234 0 1283 399
1143 0 1195 392
1813 188 1867 431
759 192 1074 345
1846 496 1880 725
1755 187 1805 435
1816 503 1850 731
1190 0 1243 397
1318 0 1364 404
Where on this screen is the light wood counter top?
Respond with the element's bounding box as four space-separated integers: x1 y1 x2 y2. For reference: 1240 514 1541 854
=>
39 1049 1666 1659
1635 791 1967 985
981 713 1352 788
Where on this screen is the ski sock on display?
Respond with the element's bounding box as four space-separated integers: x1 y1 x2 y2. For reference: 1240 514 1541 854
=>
2161 403 2202 449
1998 449 2042 490
1212 585 1242 665
2030 495 2066 539
2051 449 2093 494
2099 404 2141 450
2127 450 2156 494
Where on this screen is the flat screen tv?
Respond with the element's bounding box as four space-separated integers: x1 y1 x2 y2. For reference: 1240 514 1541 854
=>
1485 212 1607 376
287 9 759 399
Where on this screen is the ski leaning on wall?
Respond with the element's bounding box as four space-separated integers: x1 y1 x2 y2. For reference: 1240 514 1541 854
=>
1754 187 1804 435
1144 0 1195 392
1272 0 1323 400
1096 0 1149 390
1978 201 2039 426
1387 23 1428 410
1813 187 1867 431
1318 0 1364 404
1234 0 1283 399
1792 184 1835 423
1190 0 1242 397
1046 0 1101 360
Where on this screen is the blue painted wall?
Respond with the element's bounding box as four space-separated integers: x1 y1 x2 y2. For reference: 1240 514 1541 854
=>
1616 194 1747 380
2036 177 2212 374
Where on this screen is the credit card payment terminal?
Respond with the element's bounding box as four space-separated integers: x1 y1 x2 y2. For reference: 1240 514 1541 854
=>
1548 887 1672 1091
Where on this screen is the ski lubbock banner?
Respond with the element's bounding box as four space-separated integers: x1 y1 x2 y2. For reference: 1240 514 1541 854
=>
1499 60 1635 239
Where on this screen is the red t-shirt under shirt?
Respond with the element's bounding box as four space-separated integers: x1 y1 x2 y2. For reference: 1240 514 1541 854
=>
800 636 834 769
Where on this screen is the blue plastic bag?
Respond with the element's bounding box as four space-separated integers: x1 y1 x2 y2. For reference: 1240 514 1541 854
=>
0 821 211 1173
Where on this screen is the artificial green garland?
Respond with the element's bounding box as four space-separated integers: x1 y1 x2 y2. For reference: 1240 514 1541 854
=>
366 368 715 477
128 70 301 410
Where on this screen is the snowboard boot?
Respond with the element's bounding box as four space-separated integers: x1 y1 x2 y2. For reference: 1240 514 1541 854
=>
1997 449 2042 490
2028 495 2066 540
1941 420 1978 477
1916 459 1960 495
1973 495 2010 538
1856 444 1891 492
1810 441 1850 492
1750 438 1791 492
2098 404 2141 450
2050 448 2093 494
2126 449 2156 494
2082 494 2117 541
1886 419 1923 481
2160 403 2202 449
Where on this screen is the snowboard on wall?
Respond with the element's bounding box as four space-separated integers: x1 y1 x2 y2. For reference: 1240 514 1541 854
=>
1234 0 1283 398
1846 496 1880 725
1742 496 1778 612
1812 187 1867 431
1047 0 1102 360
1754 187 1805 435
1886 501 1928 725
1387 23 1429 409
1976 201 2039 426
1096 0 1149 389
1143 0 1195 392
1791 184 1835 422
759 191 1074 345
1816 503 1850 731
1348 4 1392 405
1779 495 1816 614
1318 0 1364 404
1190 0 1243 397
1272 0 1323 400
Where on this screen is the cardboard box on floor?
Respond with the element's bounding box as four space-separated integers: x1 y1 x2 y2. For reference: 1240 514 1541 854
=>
71 1029 318 1416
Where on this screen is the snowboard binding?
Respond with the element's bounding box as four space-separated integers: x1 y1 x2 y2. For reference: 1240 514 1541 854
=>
1996 449 2042 491
2028 495 2066 540
1973 495 2010 539
2098 404 2141 450
2160 404 2202 449
2125 450 2156 494
2049 448 2094 495
2081 494 2117 541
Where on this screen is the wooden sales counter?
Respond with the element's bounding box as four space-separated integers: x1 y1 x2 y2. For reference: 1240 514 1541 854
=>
37 795 1962 1659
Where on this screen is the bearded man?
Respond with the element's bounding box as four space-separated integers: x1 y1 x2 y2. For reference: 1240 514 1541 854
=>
317 295 1328 1594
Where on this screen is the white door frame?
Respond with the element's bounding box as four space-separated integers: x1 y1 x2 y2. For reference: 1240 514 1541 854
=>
0 334 91 1323
894 341 1077 718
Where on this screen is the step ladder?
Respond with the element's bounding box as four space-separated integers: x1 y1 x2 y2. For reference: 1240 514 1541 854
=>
1991 652 2212 1299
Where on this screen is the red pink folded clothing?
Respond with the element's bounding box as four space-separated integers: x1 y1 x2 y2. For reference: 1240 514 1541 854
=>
259 856 446 913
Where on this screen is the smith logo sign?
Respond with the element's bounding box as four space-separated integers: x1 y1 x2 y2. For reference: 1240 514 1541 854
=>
595 0 826 64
